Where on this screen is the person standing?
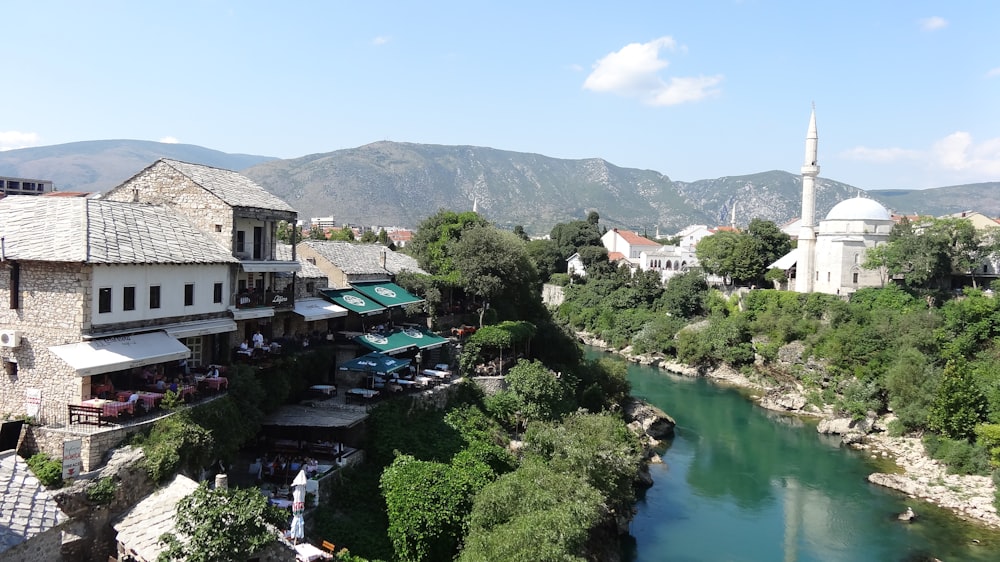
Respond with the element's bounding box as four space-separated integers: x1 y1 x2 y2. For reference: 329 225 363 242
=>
253 330 265 349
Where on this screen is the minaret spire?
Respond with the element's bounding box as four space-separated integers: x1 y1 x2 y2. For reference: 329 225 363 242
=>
795 106 820 293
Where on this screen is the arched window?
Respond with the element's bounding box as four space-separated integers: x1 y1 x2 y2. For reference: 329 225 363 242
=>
854 253 859 264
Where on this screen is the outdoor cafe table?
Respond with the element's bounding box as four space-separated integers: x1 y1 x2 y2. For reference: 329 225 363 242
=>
115 390 164 410
309 384 337 395
195 376 229 391
346 388 379 404
421 368 451 380
81 398 134 418
413 376 433 388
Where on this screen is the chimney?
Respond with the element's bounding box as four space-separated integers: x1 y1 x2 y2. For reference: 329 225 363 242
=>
380 249 387 269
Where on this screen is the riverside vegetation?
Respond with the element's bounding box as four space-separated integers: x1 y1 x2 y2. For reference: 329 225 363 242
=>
553 213 1000 528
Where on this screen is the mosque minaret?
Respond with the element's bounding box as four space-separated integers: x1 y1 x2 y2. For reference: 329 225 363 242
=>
795 107 820 293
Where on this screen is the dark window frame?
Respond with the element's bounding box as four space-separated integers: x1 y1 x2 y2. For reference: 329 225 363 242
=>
98 287 112 313
149 285 161 309
213 282 223 304
184 283 195 306
123 286 136 311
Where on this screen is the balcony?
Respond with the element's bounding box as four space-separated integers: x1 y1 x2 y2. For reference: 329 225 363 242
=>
233 288 295 310
237 253 301 274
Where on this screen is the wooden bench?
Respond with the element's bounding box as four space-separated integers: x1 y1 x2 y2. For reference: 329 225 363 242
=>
68 404 105 426
321 540 336 554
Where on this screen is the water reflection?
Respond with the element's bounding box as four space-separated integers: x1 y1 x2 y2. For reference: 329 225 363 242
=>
605 349 1000 562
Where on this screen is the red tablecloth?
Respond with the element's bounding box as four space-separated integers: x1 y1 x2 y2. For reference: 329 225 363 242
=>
199 377 228 391
81 398 134 417
116 391 164 409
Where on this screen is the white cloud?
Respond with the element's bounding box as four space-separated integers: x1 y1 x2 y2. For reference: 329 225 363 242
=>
931 132 1000 175
583 37 722 106
919 16 948 31
840 146 921 163
0 131 41 151
372 36 390 46
986 67 1000 78
159 136 180 144
843 133 1000 182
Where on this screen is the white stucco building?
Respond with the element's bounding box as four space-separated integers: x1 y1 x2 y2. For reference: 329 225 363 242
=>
771 109 893 295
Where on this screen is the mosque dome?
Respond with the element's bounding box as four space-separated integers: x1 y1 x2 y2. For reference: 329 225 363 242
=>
824 197 891 221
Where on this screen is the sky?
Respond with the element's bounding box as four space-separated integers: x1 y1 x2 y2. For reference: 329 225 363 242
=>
3 1 999 190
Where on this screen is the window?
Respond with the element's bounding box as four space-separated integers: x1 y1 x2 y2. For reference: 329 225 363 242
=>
236 231 246 253
99 287 112 313
214 282 223 304
149 285 161 309
184 283 195 306
827 272 831 282
852 272 859 284
215 224 223 232
123 286 136 311
4 359 16 379
306 282 315 293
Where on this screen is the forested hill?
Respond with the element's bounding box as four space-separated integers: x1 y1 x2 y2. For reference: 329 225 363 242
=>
3 139 998 236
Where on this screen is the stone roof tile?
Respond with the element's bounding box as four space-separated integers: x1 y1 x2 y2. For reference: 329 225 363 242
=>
160 159 296 213
113 474 200 562
299 240 427 276
0 451 68 554
0 196 237 264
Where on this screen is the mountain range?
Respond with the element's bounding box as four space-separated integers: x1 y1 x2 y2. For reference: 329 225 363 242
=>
2 139 998 236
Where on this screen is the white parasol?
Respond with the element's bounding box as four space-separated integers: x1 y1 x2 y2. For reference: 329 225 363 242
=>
289 469 307 543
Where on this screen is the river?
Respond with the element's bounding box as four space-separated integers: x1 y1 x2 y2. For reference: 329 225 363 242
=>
600 350 1000 562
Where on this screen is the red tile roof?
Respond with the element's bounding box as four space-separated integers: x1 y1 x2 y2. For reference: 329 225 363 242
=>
613 229 658 246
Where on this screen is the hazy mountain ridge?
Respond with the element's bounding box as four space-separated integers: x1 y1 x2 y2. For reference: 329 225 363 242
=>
0 140 275 193
2 139 996 236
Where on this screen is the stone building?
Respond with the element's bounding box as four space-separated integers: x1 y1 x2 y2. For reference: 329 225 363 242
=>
103 159 301 344
0 196 238 425
296 240 426 289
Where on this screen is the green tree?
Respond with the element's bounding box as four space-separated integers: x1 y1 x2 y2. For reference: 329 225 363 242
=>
660 270 708 318
929 360 989 441
380 453 491 562
450 225 538 326
695 230 740 282
407 210 490 279
328 227 356 242
526 238 565 281
158 482 287 562
550 220 602 261
276 220 303 244
512 225 530 241
360 229 378 243
502 359 572 424
308 226 327 240
377 228 390 245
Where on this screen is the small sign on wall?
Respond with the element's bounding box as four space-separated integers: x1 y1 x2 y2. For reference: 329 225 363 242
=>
63 439 83 479
25 388 41 418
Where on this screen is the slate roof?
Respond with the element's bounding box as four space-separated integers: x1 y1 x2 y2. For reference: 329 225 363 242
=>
0 196 237 264
159 159 296 213
276 243 326 279
299 240 428 276
113 474 200 562
0 451 68 554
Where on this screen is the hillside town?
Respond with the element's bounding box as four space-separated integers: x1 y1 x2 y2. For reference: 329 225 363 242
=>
3 110 1000 561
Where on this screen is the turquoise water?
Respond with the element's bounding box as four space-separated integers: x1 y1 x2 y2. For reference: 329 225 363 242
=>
603 351 1000 562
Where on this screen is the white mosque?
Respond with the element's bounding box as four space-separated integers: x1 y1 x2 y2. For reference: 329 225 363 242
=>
770 108 894 295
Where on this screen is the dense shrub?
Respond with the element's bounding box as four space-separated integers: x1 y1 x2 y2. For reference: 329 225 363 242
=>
922 433 992 475
25 452 63 488
85 476 117 504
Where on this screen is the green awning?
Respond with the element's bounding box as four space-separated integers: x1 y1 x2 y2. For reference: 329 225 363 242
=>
354 332 415 355
319 288 386 316
395 326 449 350
354 327 449 355
351 281 424 308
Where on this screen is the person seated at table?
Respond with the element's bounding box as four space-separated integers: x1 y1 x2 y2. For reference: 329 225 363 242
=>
268 340 282 354
290 457 302 472
155 377 167 391
168 378 179 393
237 340 252 356
206 364 220 378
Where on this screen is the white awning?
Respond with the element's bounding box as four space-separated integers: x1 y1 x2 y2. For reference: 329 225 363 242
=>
49 331 190 377
769 250 798 271
293 298 349 321
164 318 238 339
240 260 302 273
230 307 275 321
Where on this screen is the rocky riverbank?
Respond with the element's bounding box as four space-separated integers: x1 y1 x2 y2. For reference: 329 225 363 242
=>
578 332 1000 530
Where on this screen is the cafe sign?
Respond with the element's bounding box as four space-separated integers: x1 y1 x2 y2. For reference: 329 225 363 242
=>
63 439 82 479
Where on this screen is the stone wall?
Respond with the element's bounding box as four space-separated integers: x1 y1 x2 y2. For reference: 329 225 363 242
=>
2 523 69 562
0 262 92 424
469 376 506 396
22 422 144 473
541 283 565 307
